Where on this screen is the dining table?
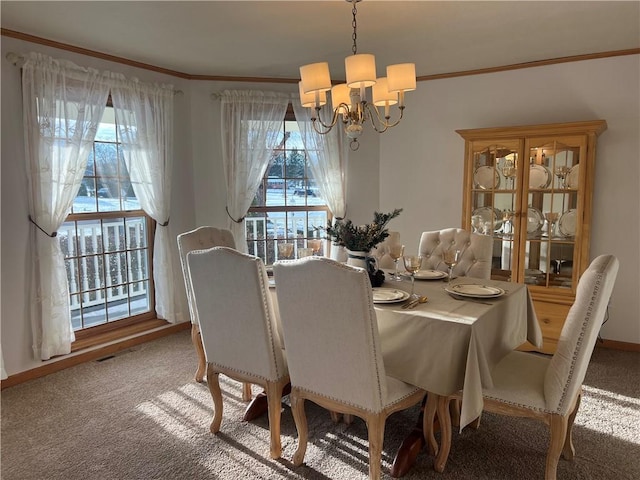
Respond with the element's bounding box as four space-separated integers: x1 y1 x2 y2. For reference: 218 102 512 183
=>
372 270 542 475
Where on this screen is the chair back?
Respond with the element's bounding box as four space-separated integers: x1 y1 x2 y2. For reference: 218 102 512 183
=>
274 257 388 412
371 231 400 269
177 226 235 325
187 247 286 381
418 228 492 279
544 254 619 414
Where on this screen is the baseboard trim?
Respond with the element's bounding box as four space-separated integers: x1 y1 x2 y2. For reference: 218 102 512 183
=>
596 338 640 352
1 321 190 390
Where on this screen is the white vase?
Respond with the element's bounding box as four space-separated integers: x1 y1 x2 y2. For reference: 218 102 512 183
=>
346 249 370 269
330 244 348 263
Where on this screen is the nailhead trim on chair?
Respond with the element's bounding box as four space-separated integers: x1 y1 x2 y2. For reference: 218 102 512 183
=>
298 386 424 414
554 274 602 414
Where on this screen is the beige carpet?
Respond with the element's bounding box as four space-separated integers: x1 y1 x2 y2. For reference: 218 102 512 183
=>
2 330 639 480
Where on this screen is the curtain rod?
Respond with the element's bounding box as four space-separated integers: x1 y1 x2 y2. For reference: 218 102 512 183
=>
5 52 183 96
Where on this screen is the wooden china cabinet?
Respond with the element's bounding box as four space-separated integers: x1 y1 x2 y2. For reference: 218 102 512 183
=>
457 120 607 354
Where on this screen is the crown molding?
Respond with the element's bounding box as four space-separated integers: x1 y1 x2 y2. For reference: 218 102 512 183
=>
3 28 639 84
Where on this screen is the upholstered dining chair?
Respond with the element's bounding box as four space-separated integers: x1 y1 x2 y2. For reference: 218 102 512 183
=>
177 227 250 397
441 254 619 480
187 246 290 459
273 257 427 480
371 230 401 270
418 227 493 279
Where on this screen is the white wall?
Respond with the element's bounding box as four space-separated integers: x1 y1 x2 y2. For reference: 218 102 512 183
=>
2 36 637 377
380 55 640 345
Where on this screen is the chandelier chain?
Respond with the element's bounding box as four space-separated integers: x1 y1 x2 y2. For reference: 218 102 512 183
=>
351 2 358 55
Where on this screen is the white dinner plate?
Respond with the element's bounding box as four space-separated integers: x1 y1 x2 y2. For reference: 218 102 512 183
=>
529 164 552 189
558 209 577 237
566 164 580 189
372 288 410 304
527 207 544 235
471 206 503 233
474 165 500 190
409 269 448 280
445 284 506 298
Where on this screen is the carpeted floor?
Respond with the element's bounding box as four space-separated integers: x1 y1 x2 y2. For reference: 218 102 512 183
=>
1 330 639 479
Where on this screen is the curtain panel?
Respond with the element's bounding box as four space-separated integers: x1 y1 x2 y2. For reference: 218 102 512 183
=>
22 52 110 359
291 96 348 260
110 76 177 322
220 90 290 251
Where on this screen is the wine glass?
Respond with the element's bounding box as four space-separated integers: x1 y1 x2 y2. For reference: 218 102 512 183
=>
443 248 461 286
554 166 570 189
501 163 517 189
388 243 405 281
502 209 514 236
544 212 559 238
277 242 294 260
307 238 322 256
402 255 422 299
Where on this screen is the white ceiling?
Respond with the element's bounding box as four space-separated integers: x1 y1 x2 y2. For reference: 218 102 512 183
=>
2 1 639 81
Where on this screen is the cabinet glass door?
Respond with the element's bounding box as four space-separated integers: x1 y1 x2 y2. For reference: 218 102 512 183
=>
523 138 582 290
469 142 520 282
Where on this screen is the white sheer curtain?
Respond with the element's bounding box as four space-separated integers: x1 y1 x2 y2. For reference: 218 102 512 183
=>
291 97 348 219
220 90 290 250
110 76 176 322
22 52 110 359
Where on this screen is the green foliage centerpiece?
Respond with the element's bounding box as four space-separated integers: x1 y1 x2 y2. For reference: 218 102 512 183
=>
326 208 403 252
326 209 402 286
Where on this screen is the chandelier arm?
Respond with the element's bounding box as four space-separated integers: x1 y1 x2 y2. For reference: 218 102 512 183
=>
312 102 353 130
363 103 406 132
312 106 340 131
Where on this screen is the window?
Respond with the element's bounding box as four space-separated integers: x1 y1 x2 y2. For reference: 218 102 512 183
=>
246 108 330 263
58 105 155 334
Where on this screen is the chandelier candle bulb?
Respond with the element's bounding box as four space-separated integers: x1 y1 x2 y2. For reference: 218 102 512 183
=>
298 82 326 108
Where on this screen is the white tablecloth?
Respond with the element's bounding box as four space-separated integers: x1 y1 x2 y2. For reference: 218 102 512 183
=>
374 275 542 430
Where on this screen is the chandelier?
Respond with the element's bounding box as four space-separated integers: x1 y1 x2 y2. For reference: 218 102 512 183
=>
298 0 416 151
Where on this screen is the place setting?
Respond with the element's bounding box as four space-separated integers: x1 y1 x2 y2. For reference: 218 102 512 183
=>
444 283 506 305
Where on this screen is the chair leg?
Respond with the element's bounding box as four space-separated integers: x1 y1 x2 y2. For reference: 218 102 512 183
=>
562 392 581 461
366 414 385 480
242 382 252 402
265 381 285 459
290 391 308 467
191 324 207 383
546 414 568 480
434 395 452 473
206 367 223 434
